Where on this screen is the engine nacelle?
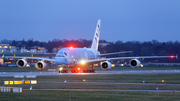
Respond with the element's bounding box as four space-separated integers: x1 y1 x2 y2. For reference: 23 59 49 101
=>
129 59 141 68
101 61 112 70
16 59 27 68
35 61 46 70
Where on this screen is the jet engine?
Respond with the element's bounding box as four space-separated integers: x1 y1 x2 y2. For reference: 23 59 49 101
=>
129 59 141 68
101 61 112 70
35 61 46 70
16 59 27 68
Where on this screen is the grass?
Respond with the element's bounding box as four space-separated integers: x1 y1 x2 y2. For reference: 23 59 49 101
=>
1 73 180 90
1 90 180 101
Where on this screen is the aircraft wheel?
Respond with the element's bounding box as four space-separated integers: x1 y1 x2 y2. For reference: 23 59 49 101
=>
83 69 88 73
74 70 78 73
66 70 68 73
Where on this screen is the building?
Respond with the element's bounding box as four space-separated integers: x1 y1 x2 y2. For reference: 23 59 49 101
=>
52 46 63 53
29 47 47 53
10 46 17 53
0 43 47 54
0 43 9 53
30 49 37 53
37 47 47 53
99 43 110 48
0 43 18 53
20 48 27 53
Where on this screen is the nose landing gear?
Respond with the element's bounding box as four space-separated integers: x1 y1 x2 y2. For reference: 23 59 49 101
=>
59 67 68 73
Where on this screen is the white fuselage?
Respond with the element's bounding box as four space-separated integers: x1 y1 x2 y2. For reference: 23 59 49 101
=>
55 48 100 66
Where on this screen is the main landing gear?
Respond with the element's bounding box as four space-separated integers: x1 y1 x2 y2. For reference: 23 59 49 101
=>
71 69 80 73
59 67 80 73
58 64 96 73
83 68 95 73
83 64 95 73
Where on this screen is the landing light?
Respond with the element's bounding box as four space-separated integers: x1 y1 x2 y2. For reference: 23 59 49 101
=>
69 46 73 49
78 68 80 70
59 67 63 71
80 60 86 65
120 64 124 66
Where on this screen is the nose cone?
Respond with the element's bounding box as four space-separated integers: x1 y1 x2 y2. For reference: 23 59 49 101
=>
55 57 68 65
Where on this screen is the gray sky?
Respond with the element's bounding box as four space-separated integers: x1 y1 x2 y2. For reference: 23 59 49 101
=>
0 0 180 42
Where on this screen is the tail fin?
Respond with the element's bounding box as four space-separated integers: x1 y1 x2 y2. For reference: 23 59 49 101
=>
91 19 101 50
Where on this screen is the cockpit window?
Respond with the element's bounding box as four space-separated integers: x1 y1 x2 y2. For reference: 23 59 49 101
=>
64 52 67 56
56 55 65 57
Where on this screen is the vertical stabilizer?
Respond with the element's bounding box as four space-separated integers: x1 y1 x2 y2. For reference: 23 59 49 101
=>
91 19 101 50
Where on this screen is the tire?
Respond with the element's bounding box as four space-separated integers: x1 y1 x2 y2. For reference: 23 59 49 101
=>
75 70 78 73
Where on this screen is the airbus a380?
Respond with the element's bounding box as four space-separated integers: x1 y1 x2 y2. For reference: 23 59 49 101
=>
14 19 177 73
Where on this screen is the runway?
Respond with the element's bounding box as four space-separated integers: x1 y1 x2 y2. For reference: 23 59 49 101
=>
0 69 180 77
23 88 180 92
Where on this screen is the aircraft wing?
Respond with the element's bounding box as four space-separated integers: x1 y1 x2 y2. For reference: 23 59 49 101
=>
4 56 55 62
98 51 132 56
78 55 178 64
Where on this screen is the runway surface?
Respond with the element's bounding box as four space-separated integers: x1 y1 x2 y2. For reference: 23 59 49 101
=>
23 89 180 92
0 69 180 77
37 81 180 86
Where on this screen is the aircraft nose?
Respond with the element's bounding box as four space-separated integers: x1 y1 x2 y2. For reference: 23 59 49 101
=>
55 57 68 65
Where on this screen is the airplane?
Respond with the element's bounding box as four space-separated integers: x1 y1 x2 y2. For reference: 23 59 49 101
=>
8 19 178 73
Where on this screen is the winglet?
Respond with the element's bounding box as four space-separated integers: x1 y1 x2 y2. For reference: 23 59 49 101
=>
2 55 4 58
176 54 178 59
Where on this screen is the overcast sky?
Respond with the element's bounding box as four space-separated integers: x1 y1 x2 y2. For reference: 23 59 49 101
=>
0 0 180 42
